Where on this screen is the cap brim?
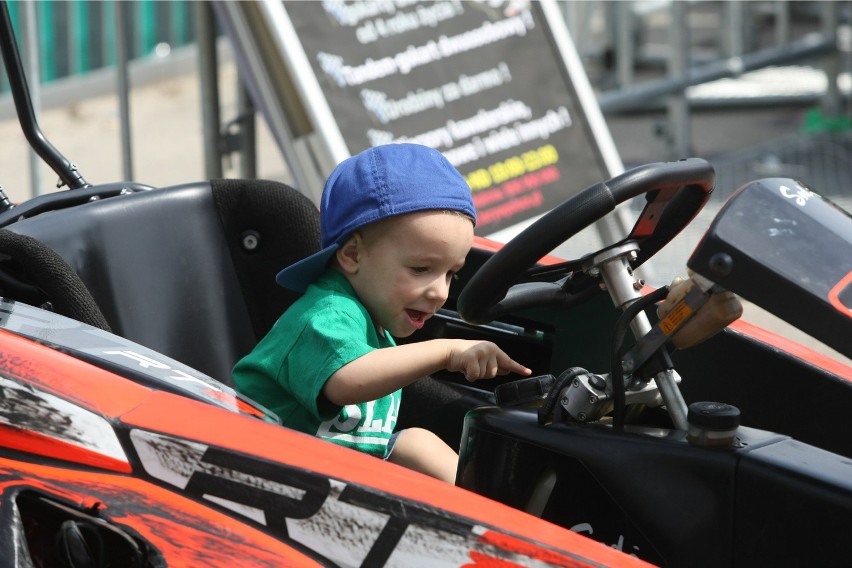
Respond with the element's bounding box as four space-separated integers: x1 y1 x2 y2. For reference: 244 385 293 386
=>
275 244 339 292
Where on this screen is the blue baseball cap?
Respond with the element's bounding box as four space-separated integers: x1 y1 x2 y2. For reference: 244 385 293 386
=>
276 143 476 292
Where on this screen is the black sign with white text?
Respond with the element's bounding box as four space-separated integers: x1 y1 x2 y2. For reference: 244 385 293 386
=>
284 1 609 234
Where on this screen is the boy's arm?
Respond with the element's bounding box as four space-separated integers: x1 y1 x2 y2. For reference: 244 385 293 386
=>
323 339 530 406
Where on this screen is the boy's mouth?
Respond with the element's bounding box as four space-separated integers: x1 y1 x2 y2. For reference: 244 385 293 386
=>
405 309 428 329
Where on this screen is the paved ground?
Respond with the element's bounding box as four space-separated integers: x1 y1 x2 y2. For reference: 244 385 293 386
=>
0 57 288 200
0 46 848 367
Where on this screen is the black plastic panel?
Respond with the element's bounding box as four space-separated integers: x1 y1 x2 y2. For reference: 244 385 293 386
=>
688 178 852 359
458 405 852 567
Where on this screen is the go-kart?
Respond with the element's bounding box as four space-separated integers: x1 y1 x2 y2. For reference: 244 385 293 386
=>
0 3 850 566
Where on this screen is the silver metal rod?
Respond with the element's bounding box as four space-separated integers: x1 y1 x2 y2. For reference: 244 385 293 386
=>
616 1 634 88
598 250 689 430
115 0 133 181
655 370 689 431
237 76 257 179
667 1 691 159
21 1 41 196
820 1 841 117
197 0 222 179
724 1 745 58
598 34 836 114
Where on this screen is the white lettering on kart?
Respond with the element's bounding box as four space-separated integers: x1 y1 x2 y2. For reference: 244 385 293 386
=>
103 349 212 387
779 183 814 206
131 429 579 567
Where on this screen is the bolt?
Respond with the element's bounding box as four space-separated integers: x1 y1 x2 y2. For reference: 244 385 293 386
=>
622 360 634 373
633 279 646 290
572 379 580 388
242 230 260 251
577 412 587 421
709 252 734 277
588 395 598 405
560 396 569 406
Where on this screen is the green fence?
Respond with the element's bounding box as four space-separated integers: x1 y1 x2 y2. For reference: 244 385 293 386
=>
2 0 194 90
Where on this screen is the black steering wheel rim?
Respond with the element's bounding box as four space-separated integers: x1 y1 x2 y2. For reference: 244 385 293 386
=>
458 158 715 325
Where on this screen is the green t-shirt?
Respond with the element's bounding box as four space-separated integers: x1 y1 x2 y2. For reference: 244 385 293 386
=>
233 270 400 458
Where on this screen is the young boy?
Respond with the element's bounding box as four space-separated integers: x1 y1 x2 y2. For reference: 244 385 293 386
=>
233 143 530 484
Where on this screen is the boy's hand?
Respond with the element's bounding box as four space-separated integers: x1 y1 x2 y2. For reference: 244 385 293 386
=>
447 340 532 381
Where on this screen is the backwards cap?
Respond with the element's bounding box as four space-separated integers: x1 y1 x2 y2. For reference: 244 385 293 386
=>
276 143 476 292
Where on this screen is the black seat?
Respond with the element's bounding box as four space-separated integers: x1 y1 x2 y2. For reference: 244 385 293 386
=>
5 179 320 384
0 229 112 332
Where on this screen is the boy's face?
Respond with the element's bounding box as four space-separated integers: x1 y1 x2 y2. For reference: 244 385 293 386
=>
342 211 474 337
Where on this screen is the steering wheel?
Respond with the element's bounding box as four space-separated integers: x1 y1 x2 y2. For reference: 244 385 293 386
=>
458 158 715 325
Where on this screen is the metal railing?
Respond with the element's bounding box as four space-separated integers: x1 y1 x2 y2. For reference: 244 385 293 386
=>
2 0 193 91
564 1 850 160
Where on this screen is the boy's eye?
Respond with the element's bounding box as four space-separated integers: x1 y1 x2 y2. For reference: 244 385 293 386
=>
410 267 460 279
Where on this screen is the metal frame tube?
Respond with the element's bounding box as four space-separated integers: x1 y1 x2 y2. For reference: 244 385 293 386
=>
599 33 836 114
667 1 691 159
0 1 88 189
115 0 133 181
21 1 41 196
197 0 222 179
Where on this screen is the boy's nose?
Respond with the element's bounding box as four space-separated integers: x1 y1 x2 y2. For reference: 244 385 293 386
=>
426 277 450 303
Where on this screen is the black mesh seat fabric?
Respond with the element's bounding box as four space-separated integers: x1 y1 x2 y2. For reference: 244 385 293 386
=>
6 179 320 384
0 229 112 332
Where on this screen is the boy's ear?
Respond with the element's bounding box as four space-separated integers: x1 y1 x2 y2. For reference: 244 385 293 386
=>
335 233 362 274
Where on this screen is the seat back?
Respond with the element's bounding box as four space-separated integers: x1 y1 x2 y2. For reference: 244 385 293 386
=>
7 179 320 384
